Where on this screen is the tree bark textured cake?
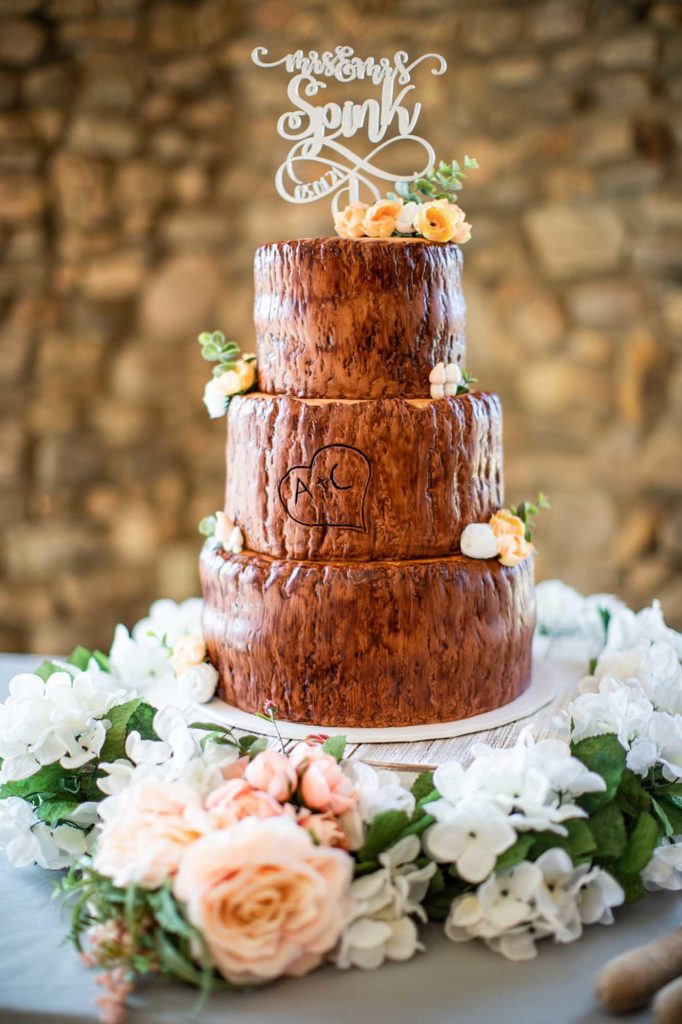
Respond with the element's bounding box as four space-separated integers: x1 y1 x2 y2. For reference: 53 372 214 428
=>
200 237 536 728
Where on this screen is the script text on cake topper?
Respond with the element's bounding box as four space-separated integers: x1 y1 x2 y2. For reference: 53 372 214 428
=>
251 46 447 212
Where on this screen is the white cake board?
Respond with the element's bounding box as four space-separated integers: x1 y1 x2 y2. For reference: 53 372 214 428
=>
173 648 557 744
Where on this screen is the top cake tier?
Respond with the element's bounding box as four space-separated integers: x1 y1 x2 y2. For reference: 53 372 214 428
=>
254 237 466 399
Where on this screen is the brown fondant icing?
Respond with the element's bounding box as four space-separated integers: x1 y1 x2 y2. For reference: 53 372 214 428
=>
254 237 466 399
225 390 503 561
200 545 536 729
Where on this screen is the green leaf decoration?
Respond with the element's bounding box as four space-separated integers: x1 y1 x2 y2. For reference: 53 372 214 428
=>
0 762 69 800
321 735 346 762
571 733 627 812
411 770 435 803
67 645 111 673
616 811 662 875
610 868 647 903
589 803 627 860
653 795 682 837
530 818 597 862
238 735 268 757
127 701 158 742
495 833 535 871
34 798 82 825
35 659 66 681
616 769 651 818
99 698 145 762
510 493 551 543
394 157 478 205
198 515 217 538
358 810 410 863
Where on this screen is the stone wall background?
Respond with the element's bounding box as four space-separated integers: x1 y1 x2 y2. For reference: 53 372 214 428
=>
0 0 681 653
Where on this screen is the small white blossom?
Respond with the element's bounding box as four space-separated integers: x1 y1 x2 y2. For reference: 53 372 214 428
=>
535 580 627 646
203 378 228 418
641 840 682 891
343 761 416 823
460 523 499 560
333 835 435 971
0 797 97 870
604 600 682 659
424 800 517 882
178 663 219 705
395 201 419 234
0 670 124 782
228 525 244 554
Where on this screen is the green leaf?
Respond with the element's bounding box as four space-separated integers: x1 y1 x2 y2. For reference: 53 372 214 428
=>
34 798 82 825
590 803 627 860
155 930 206 987
127 701 157 742
396 813 435 841
411 771 435 803
495 834 535 871
610 868 647 903
571 733 627 812
238 735 267 757
653 796 682 837
35 659 66 681
198 515 217 538
358 810 410 863
321 735 346 762
616 811 662 875
68 645 92 671
99 699 144 762
617 770 651 819
530 818 597 862
0 762 69 800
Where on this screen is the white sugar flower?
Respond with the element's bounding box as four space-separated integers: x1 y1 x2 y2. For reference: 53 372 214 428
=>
395 201 419 234
642 840 682 891
332 835 435 971
178 663 219 705
0 670 125 782
424 800 516 882
460 523 499 560
203 377 228 418
343 761 416 823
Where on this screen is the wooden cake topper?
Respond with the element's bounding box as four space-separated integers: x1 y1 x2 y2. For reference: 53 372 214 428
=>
251 45 447 212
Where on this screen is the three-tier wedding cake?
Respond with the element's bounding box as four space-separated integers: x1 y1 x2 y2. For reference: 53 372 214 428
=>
200 236 536 727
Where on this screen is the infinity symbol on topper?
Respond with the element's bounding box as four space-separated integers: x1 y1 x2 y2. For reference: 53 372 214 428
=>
277 444 372 532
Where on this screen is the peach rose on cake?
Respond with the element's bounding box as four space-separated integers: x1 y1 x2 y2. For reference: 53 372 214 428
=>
362 198 403 238
213 358 255 398
243 747 297 802
289 742 357 815
414 200 472 244
333 201 369 239
489 509 534 567
94 780 211 889
205 778 284 828
173 816 353 984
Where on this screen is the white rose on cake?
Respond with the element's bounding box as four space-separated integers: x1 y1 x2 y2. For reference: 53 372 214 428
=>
460 523 500 560
178 662 219 704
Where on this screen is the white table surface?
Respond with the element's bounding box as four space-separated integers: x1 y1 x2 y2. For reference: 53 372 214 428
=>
0 651 679 1024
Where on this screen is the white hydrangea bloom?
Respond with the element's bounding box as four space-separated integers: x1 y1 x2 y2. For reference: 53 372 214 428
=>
535 581 627 645
97 706 239 819
0 670 125 782
425 729 605 869
343 761 416 823
332 835 435 970
0 797 98 870
445 850 623 961
641 839 682 891
581 640 682 715
603 600 682 659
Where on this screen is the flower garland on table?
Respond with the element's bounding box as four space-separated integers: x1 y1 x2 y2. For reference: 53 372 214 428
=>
1 588 682 1022
334 157 478 244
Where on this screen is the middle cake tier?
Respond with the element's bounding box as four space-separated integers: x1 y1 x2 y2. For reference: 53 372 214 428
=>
225 390 503 561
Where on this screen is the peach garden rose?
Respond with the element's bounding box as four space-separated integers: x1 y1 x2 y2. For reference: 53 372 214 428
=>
289 742 358 815
489 509 534 567
414 200 471 244
243 747 297 802
362 198 403 238
333 201 369 239
205 778 283 828
94 780 211 889
173 816 353 984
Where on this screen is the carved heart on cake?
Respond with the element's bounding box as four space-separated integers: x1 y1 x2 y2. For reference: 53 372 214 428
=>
278 444 371 531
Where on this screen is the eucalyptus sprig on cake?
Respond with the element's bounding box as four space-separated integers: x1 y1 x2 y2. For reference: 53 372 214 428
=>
334 156 478 244
198 331 257 419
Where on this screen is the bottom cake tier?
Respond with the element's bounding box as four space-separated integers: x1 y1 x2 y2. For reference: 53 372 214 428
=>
200 546 536 729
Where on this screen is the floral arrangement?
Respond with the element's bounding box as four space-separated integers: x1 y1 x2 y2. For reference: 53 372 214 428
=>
334 157 478 244
461 493 550 568
199 331 257 419
1 587 682 1023
198 510 244 555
